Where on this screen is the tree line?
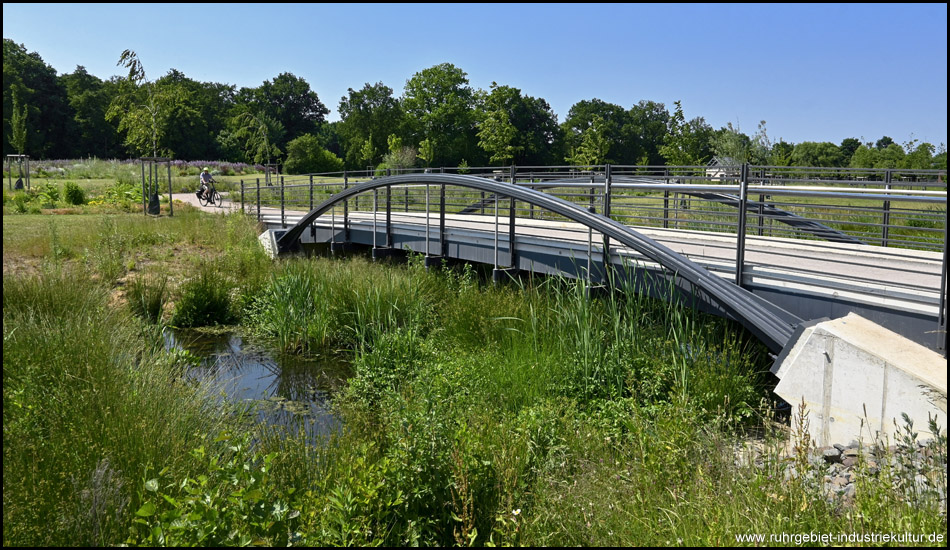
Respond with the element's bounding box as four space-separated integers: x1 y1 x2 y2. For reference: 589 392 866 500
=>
3 39 947 173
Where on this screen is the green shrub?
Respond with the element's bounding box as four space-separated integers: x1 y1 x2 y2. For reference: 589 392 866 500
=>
171 264 234 327
64 181 87 205
284 134 344 174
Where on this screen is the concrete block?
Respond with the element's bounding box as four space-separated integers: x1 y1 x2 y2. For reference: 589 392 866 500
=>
774 313 946 447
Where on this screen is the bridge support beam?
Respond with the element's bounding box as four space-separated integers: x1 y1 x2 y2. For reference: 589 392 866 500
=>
772 313 946 447
330 241 358 254
492 267 519 284
372 247 404 261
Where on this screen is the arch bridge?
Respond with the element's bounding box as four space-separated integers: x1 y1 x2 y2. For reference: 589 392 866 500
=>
243 165 946 357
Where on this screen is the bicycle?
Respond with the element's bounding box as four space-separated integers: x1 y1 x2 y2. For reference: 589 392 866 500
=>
197 181 222 207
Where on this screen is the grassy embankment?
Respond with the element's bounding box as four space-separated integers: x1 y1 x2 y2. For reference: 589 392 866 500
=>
3 175 946 545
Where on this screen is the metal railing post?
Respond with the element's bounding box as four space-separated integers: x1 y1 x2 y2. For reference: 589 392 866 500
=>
603 164 612 283
385 169 392 248
882 169 892 247
735 164 749 287
425 182 431 256
240 180 245 215
757 194 765 236
167 163 173 217
256 178 261 222
280 176 286 228
494 191 500 270
309 175 314 212
343 172 350 243
663 167 670 229
588 185 596 282
141 162 147 216
440 183 447 258
509 165 517 268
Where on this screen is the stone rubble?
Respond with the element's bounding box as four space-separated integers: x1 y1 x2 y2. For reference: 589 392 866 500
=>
735 436 947 517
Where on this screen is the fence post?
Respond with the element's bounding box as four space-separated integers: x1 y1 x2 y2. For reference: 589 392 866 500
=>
735 164 749 287
882 169 892 247
280 176 285 229
309 175 314 212
509 164 516 268
240 180 245 215
440 183 447 258
256 178 261 223
603 164 612 283
385 169 392 248
757 194 765 236
663 167 670 229
343 171 350 244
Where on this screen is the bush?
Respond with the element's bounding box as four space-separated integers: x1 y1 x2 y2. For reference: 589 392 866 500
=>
64 181 87 205
171 264 234 327
284 134 344 175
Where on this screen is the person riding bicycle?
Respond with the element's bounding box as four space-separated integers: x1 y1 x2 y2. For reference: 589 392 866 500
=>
197 167 217 205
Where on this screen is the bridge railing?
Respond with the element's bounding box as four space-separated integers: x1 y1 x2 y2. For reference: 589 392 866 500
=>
238 164 946 252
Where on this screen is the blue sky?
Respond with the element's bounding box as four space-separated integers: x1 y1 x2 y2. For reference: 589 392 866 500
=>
3 3 947 148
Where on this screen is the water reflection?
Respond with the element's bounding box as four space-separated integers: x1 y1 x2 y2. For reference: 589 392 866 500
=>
164 328 350 441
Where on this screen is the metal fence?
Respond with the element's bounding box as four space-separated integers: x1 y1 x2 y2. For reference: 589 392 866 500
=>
238 164 946 251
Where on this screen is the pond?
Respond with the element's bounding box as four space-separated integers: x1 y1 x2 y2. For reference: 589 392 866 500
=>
165 328 350 441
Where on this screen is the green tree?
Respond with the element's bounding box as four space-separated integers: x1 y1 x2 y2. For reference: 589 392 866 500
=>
106 50 194 157
566 114 610 168
848 144 878 169
627 100 670 166
338 82 405 168
360 134 377 169
236 73 329 154
562 99 631 164
838 137 861 166
710 122 752 164
284 134 344 174
403 63 478 166
875 136 895 150
769 139 794 167
476 83 559 165
791 141 844 167
875 143 906 169
477 87 522 165
660 101 713 166
418 138 436 167
60 66 122 157
3 39 72 157
9 90 28 155
229 111 284 167
931 144 947 171
378 134 416 172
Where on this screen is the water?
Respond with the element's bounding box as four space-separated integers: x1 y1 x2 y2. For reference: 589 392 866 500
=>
164 328 350 441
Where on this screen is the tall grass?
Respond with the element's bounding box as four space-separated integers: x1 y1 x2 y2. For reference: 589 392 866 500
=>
2 265 245 546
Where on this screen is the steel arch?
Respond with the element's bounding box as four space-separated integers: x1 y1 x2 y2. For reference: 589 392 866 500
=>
276 173 803 352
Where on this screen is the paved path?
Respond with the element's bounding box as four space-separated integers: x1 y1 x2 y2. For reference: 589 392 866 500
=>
171 192 243 213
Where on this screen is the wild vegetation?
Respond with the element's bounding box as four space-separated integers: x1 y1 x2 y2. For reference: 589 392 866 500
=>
4 187 946 545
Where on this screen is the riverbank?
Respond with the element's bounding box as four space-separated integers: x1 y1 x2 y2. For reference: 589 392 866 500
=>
3 208 946 546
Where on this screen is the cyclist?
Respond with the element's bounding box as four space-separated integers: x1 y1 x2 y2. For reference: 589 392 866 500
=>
197 167 217 205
